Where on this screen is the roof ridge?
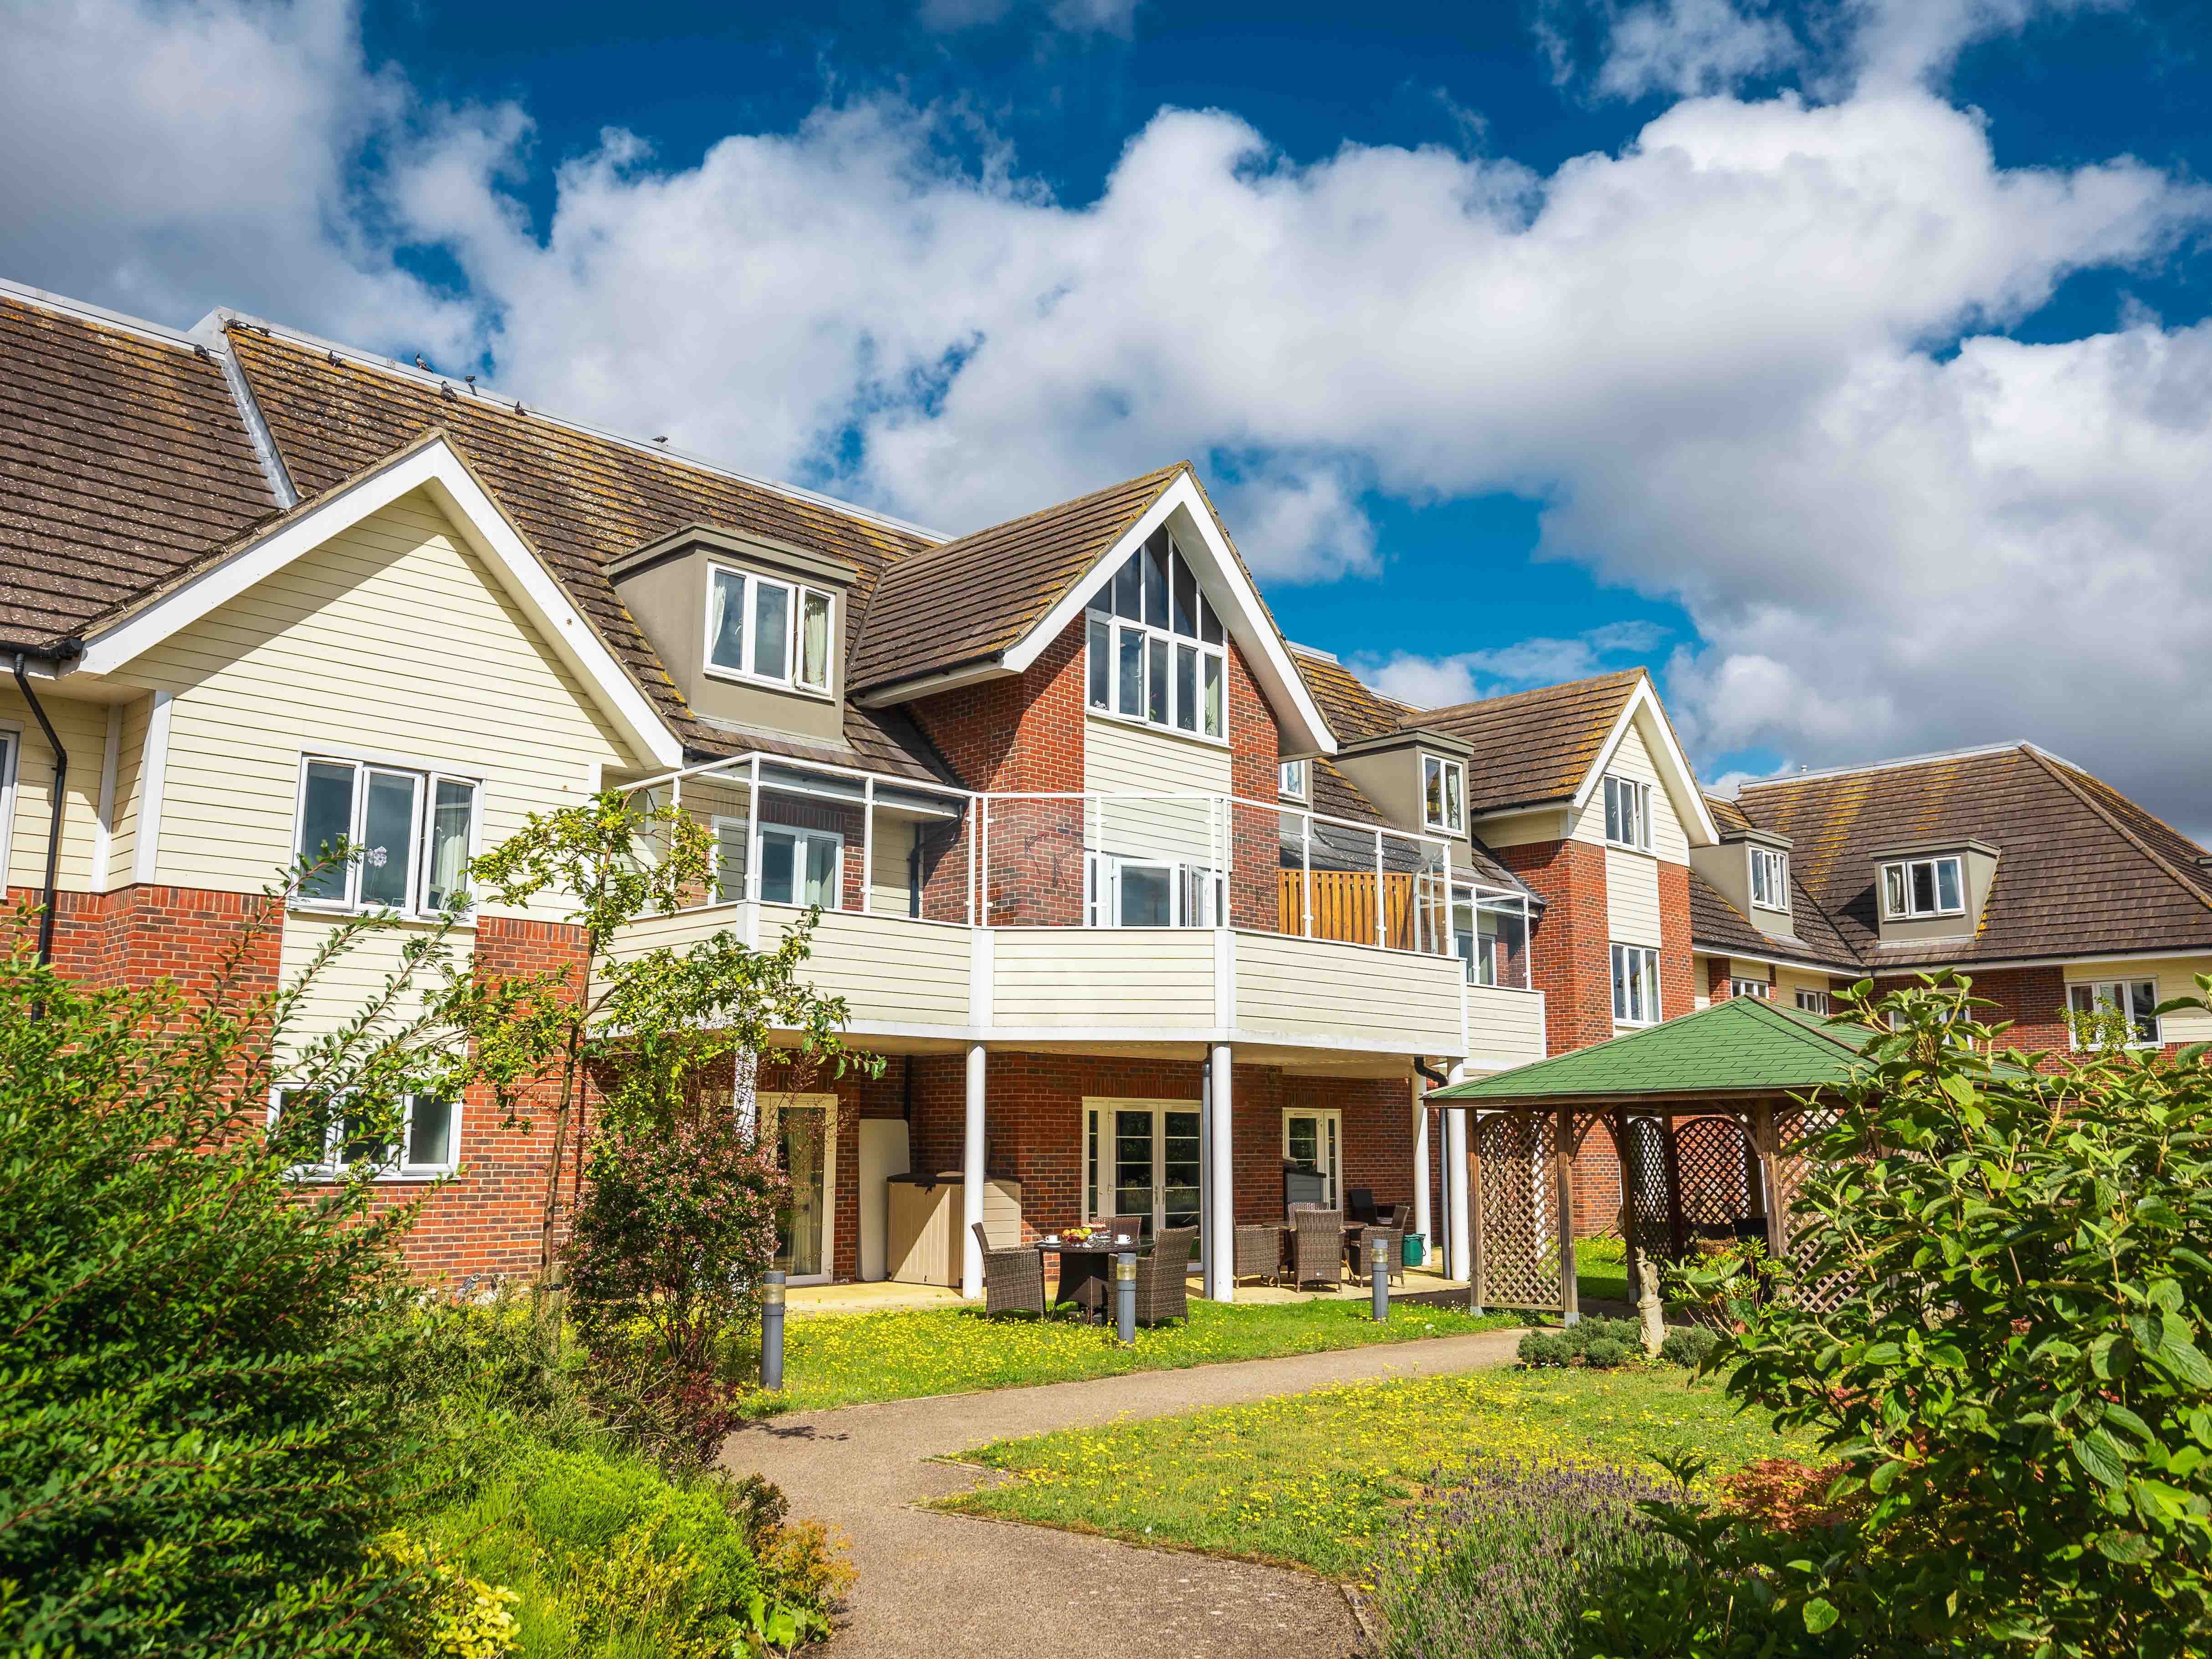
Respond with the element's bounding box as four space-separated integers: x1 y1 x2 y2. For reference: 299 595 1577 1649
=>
0 277 201 352
890 462 1186 568
2020 745 2212 920
1405 664 1646 723
1740 738 2089 793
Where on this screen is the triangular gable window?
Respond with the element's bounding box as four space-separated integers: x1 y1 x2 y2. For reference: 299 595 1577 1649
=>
1085 527 1227 740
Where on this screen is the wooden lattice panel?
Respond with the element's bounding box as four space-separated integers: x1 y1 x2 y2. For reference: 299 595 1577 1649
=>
1673 1114 1754 1232
1625 1116 1676 1257
1774 1102 1854 1313
1476 1112 1560 1308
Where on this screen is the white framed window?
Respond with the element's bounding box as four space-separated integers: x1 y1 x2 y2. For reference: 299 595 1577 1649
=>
1423 754 1466 835
270 1087 459 1180
706 564 835 694
758 825 842 909
1880 855 1965 920
1795 987 1829 1015
1279 758 1309 800
1281 1107 1343 1211
2068 979 2161 1048
1085 1099 1203 1237
1086 851 1221 928
293 756 479 916
1729 977 1771 1000
1603 776 1652 852
1611 943 1660 1026
1750 846 1789 911
1084 528 1227 741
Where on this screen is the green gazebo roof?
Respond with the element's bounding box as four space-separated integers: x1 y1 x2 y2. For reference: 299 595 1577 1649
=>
1432 995 1874 1105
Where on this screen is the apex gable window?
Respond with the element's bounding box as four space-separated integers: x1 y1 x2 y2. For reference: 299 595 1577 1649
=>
1795 987 1830 1015
1279 758 1308 800
1085 528 1226 741
1603 776 1652 852
271 1087 458 1180
2068 979 2161 1048
707 563 834 694
1423 754 1466 835
1880 854 1964 920
1750 846 1789 911
294 756 478 916
1611 942 1660 1026
1729 976 1771 1000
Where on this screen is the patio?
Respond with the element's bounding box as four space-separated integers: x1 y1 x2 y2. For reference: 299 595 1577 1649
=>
789 1261 1473 1319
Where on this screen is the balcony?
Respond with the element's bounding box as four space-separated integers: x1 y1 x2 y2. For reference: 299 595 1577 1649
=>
611 752 1546 1070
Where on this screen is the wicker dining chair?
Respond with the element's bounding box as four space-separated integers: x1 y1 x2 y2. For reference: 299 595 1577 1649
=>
1290 1208 1345 1290
972 1222 1045 1317
1132 1225 1198 1326
1234 1224 1285 1286
1352 1224 1406 1288
1104 1215 1147 1247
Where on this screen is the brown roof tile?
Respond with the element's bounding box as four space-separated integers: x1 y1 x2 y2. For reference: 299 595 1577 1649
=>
849 464 1183 693
0 295 278 646
1291 650 1417 746
1411 668 1647 814
1689 870 1861 972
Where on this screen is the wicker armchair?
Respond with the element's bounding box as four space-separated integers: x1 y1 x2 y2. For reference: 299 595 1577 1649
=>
1132 1225 1198 1326
1352 1224 1405 1288
1233 1224 1284 1286
1290 1208 1345 1290
1346 1186 1380 1225
972 1222 1045 1317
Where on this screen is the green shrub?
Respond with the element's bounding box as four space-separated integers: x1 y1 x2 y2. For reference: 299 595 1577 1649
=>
1520 1331 1576 1367
1573 1316 1640 1352
1659 1327 1720 1371
1580 1338 1629 1370
1576 974 2212 1657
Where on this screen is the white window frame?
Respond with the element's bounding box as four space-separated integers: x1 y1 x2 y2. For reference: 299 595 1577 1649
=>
1880 855 1966 920
704 562 836 697
1082 530 1229 745
1085 850 1221 928
1603 775 1652 853
1281 1107 1343 1211
1750 846 1789 911
1729 976 1772 1000
1611 942 1661 1026
755 824 844 910
290 753 482 919
1084 1098 1205 1236
1422 753 1466 835
2068 978 2161 1050
269 1086 461 1181
1279 758 1309 801
1794 987 1829 1015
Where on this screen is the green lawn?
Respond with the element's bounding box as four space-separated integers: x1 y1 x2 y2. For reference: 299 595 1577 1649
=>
1577 1235 1630 1304
941 1364 1807 1579
743 1298 1524 1416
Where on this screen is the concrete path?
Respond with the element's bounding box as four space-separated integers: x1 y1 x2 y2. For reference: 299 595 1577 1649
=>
721 1328 1528 1658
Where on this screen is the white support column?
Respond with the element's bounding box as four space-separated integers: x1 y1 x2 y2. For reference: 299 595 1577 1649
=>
1411 1075 1433 1254
961 1043 987 1300
1444 1106 1471 1285
1205 1043 1235 1301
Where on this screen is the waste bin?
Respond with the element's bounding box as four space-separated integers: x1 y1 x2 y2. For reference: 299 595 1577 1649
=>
1403 1233 1426 1268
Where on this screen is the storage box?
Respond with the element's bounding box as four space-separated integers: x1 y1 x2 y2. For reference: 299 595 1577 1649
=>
885 1173 1021 1286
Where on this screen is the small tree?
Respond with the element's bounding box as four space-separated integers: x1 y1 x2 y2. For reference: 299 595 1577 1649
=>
1577 973 2212 1658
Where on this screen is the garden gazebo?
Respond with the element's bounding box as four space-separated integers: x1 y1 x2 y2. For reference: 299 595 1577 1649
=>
1427 997 1873 1321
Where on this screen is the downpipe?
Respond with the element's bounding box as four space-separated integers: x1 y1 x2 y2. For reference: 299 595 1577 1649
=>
13 643 82 972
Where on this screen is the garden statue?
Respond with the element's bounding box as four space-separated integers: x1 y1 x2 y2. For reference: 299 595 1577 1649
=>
1635 1256 1665 1357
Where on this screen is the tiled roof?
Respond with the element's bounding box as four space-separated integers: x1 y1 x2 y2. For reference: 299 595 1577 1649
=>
1689 870 1859 973
1434 995 1873 1101
1413 669 1647 814
1705 793 1754 834
1734 744 2212 967
1293 649 1416 744
222 325 949 781
0 294 278 648
850 464 1183 694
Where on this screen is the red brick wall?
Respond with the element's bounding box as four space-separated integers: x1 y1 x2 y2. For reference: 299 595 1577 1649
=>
1494 838 1613 1054
911 619 1085 794
13 882 287 997
1659 860 1693 1020
1226 640 1282 932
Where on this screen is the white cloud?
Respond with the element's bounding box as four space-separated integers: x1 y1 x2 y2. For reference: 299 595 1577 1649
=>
917 0 1142 36
1360 622 1670 708
3 0 2210 833
1595 0 1799 99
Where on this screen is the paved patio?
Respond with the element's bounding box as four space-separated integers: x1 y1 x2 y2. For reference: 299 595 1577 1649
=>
788 1263 1472 1319
722 1326 1527 1656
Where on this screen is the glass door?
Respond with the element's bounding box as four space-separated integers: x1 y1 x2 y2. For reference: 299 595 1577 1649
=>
770 1097 837 1284
1281 1109 1342 1209
1111 1109 1154 1226
1162 1110 1202 1233
1088 1100 1206 1239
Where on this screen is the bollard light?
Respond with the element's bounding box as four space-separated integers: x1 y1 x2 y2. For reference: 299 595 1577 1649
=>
761 1270 787 1392
1116 1251 1137 1347
1371 1235 1389 1323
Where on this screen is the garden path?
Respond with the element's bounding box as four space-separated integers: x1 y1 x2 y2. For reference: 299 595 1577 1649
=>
722 1326 1528 1658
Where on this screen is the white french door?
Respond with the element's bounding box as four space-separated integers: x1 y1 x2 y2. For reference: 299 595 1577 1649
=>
764 1092 838 1285
1084 1098 1202 1240
1282 1108 1342 1209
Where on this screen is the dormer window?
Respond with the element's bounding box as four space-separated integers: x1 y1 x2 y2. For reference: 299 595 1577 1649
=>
1279 758 1308 800
707 564 834 694
1603 775 1651 852
1749 846 1789 911
1423 754 1465 835
1881 855 1963 920
1086 528 1226 740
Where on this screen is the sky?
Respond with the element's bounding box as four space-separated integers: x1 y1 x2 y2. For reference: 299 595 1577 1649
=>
3 0 2209 834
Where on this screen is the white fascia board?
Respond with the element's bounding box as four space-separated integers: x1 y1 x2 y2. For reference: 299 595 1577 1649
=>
77 437 685 769
1000 471 1338 757
1570 679 1720 847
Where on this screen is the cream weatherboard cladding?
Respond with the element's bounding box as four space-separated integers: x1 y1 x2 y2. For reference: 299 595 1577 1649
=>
121 490 640 920
1569 713 1691 863
0 685 112 893
1604 845 1663 948
2065 956 2212 1045
992 928 1217 1029
1234 931 1464 1051
762 904 972 1028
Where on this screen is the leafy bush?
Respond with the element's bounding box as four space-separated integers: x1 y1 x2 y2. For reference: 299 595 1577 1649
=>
1371 1454 1684 1659
1520 1331 1576 1367
0 899 461 1656
1576 974 2212 1657
1581 1338 1629 1370
1658 1326 1720 1370
1575 1316 1640 1351
1521 1318 1644 1370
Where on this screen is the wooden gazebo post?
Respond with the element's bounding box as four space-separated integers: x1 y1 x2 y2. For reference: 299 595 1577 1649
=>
1555 1106 1579 1325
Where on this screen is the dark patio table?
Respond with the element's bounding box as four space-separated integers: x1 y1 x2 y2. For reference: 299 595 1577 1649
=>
1035 1233 1152 1320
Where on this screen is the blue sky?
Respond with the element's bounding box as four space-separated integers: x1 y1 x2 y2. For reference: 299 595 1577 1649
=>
4 0 2209 830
